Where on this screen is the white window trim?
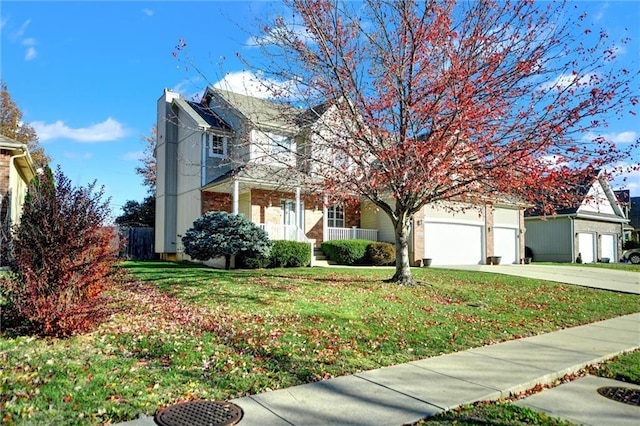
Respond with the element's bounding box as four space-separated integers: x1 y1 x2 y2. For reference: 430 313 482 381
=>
204 133 228 158
327 204 345 228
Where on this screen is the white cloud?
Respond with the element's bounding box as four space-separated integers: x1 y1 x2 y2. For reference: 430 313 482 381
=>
582 130 638 144
11 18 30 40
32 117 127 142
608 160 640 197
22 37 36 46
24 47 37 61
172 76 203 100
64 152 93 160
124 151 145 161
213 70 294 99
142 8 154 17
539 72 597 91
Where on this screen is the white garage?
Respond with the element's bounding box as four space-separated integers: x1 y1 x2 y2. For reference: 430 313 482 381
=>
577 232 596 263
424 221 484 265
494 227 518 265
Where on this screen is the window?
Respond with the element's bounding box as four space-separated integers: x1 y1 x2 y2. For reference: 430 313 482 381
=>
327 205 344 228
268 133 292 154
204 133 227 158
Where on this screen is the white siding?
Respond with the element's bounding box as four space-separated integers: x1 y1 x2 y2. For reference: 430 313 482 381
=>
360 201 395 243
578 180 615 215
494 207 519 226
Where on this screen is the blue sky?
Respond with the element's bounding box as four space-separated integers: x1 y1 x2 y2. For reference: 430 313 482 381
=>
1 1 639 220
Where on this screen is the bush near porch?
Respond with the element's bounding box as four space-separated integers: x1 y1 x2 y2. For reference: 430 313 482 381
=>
238 240 311 268
321 239 395 265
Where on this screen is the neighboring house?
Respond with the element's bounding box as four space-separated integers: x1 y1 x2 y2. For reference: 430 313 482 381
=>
155 88 526 266
0 134 37 265
614 190 637 242
525 171 628 263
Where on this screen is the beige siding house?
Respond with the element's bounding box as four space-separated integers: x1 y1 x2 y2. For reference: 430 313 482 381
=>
155 87 526 266
0 134 37 265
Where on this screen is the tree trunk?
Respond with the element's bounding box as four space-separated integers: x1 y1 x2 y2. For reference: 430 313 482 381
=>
387 214 416 285
224 255 231 270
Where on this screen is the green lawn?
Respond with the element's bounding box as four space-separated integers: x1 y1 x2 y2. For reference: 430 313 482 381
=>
1 261 638 425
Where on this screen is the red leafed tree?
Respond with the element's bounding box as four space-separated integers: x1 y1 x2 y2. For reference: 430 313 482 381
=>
243 0 639 285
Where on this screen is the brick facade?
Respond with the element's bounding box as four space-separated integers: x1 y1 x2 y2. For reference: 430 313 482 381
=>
484 204 495 263
201 191 232 214
0 150 11 195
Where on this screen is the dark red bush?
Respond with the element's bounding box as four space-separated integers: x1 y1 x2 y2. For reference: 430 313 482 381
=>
5 167 120 336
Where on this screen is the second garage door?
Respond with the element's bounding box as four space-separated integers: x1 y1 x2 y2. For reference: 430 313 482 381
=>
424 222 484 265
494 227 518 265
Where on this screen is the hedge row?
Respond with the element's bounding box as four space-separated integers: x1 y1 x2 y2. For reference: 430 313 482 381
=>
238 240 311 269
321 240 395 265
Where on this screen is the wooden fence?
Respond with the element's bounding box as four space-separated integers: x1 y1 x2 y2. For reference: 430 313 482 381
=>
118 227 157 260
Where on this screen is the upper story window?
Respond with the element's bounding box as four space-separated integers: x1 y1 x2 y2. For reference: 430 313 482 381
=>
204 133 227 158
267 133 293 154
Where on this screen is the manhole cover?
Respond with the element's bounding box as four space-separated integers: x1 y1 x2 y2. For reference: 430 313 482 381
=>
597 386 640 406
155 400 244 426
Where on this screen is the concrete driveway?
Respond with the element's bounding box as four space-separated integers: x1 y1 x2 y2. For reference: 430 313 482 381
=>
435 264 640 294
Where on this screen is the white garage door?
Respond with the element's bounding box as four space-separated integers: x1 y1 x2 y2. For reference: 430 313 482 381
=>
600 234 616 262
425 222 483 265
578 233 595 263
494 227 518 265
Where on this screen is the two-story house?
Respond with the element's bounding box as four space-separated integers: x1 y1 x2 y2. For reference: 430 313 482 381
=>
155 87 526 266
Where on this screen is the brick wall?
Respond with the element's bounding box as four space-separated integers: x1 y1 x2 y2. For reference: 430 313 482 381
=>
0 150 11 195
201 191 232 214
485 204 494 263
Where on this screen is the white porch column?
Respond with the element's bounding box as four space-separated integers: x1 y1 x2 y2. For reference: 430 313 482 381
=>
295 187 301 229
232 179 239 215
323 194 329 241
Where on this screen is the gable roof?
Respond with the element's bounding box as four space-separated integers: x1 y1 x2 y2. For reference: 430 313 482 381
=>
525 169 627 221
204 88 298 131
185 100 231 130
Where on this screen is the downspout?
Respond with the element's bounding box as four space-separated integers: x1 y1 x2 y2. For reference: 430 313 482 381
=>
569 216 575 263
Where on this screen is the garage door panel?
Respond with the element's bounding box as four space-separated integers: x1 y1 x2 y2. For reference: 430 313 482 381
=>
494 227 517 265
600 234 615 262
578 233 595 263
425 222 483 265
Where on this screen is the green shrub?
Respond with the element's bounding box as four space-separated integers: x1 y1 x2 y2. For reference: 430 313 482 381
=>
623 240 640 250
238 240 311 268
270 240 311 267
236 252 271 269
182 212 271 270
321 240 370 265
366 242 396 265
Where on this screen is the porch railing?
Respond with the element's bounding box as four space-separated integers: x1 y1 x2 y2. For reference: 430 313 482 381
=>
326 226 378 241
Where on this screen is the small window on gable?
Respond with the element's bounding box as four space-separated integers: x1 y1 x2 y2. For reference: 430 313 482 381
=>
204 133 227 158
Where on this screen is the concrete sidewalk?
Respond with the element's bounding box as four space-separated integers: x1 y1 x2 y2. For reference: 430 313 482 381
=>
119 312 640 426
436 264 640 294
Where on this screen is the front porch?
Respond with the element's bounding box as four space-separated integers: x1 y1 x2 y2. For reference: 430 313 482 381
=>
201 178 379 248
